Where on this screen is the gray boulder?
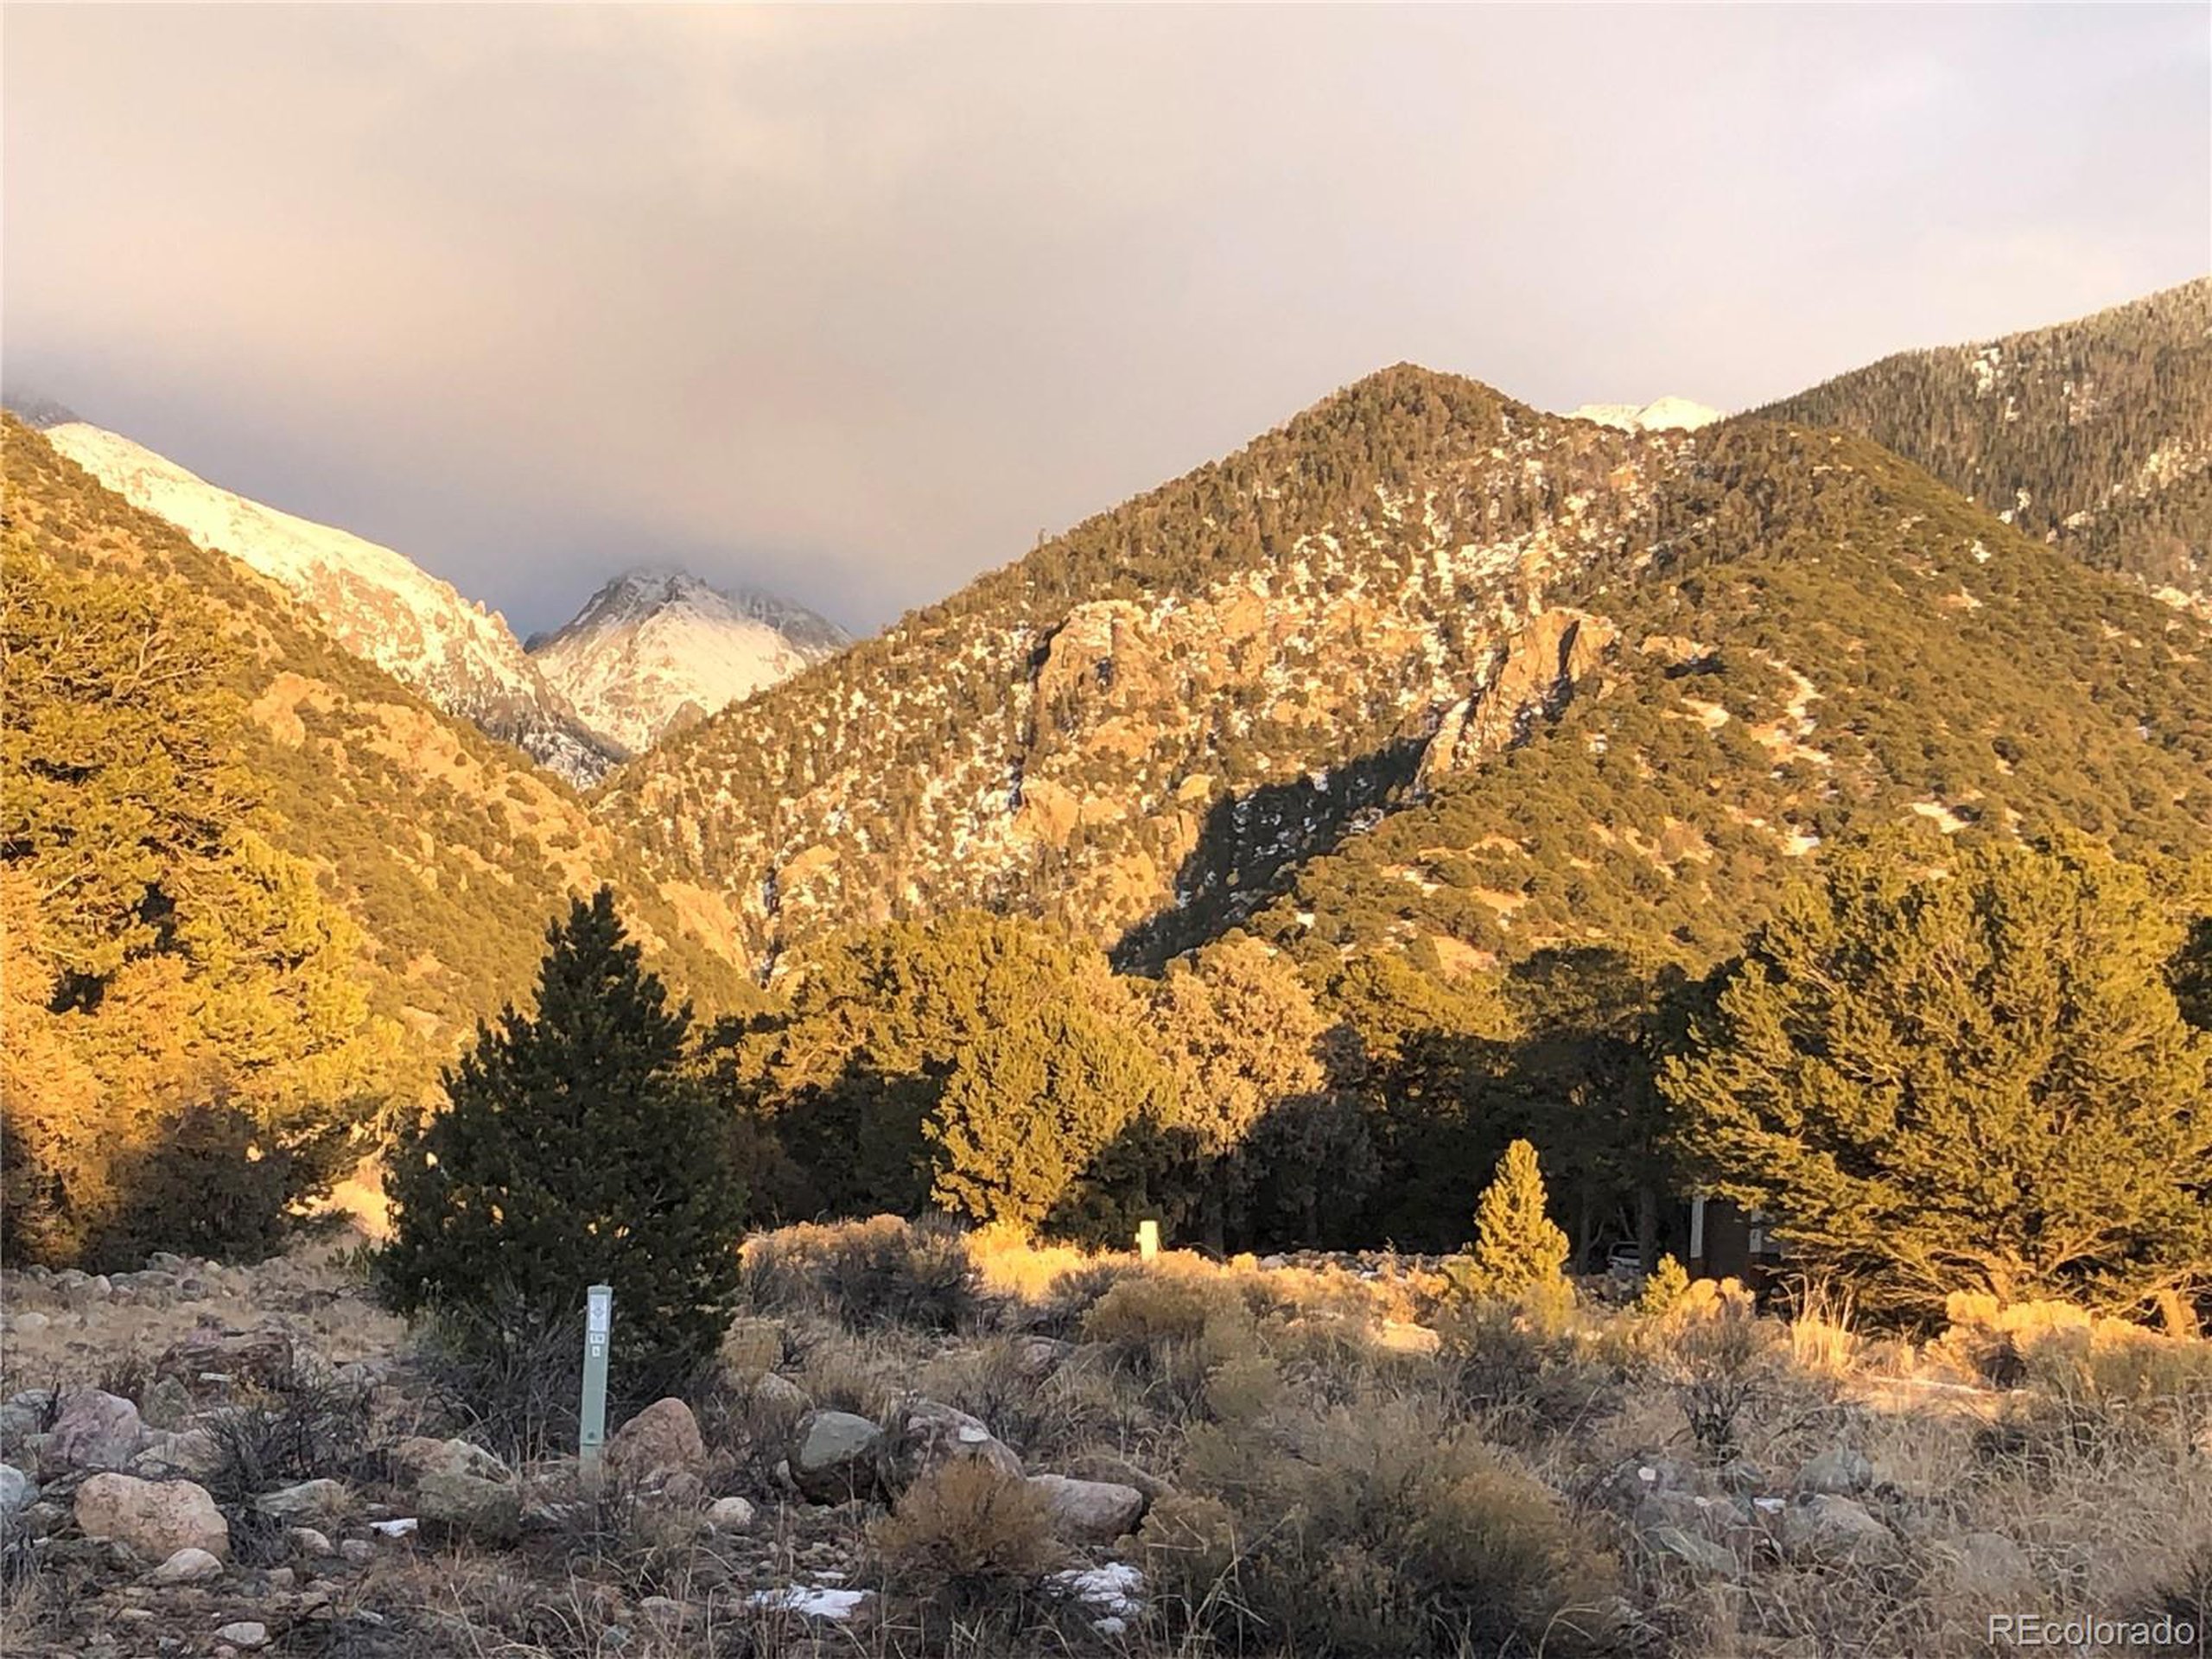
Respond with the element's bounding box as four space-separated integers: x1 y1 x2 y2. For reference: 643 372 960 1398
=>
1796 1447 1873 1496
1649 1523 1738 1580
887 1398 1022 1490
1943 1530 2035 1599
396 1436 509 1484
52 1389 144 1471
791 1410 885 1503
419 1470 522 1545
0 1462 36 1516
1781 1494 1898 1564
253 1478 349 1522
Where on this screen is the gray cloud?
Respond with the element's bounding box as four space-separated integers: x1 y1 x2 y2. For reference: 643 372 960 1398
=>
5 5 2205 636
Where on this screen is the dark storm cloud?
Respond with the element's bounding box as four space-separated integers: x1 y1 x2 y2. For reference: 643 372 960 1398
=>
4 5 2205 635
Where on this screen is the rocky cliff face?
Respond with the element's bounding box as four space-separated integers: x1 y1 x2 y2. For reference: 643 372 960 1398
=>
40 423 620 786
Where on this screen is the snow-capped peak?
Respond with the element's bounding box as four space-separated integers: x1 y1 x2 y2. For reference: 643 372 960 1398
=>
41 421 616 785
530 567 851 754
1567 397 1724 434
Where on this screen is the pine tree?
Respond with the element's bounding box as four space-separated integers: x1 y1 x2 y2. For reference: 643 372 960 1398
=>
1460 1138 1571 1296
1662 835 2212 1320
378 888 746 1385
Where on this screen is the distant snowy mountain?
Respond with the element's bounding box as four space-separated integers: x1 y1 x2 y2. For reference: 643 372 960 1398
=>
1568 396 1723 433
529 567 852 754
41 422 618 786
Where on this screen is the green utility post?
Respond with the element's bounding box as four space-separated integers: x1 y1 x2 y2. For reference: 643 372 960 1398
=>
580 1283 613 1489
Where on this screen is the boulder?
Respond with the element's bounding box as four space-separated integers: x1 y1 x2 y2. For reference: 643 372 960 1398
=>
154 1328 295 1395
606 1398 705 1481
705 1496 757 1531
52 1389 144 1471
138 1376 196 1431
148 1546 225 1586
417 1470 522 1546
1796 1447 1873 1496
216 1621 269 1650
73 1473 229 1560
253 1478 349 1522
749 1372 812 1416
1027 1473 1145 1541
286 1526 335 1559
134 1427 225 1480
0 1389 56 1445
0 1462 36 1516
887 1398 1022 1490
1780 1494 1898 1564
1012 1337 1076 1380
396 1436 509 1485
790 1410 885 1503
1649 1524 1738 1579
1943 1530 2034 1599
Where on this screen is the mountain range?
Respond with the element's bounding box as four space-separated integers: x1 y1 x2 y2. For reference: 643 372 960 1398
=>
16 414 846 783
8 276 2208 1099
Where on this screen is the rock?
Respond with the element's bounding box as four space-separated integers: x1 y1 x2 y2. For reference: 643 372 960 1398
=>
1027 1473 1145 1541
606 1398 705 1481
287 1526 335 1558
749 1372 812 1416
267 1567 296 1590
1796 1447 1873 1496
0 1389 56 1443
154 1329 295 1395
216 1621 269 1649
1012 1337 1076 1379
0 1463 36 1516
137 1428 225 1479
73 1473 229 1560
339 1539 373 1564
417 1471 522 1546
705 1496 757 1530
887 1398 1022 1491
1780 1494 1898 1564
51 1389 144 1471
253 1478 349 1522
10 1312 49 1335
1375 1320 1442 1357
1649 1524 1738 1579
791 1410 885 1503
148 1546 225 1585
1944 1530 2034 1599
138 1377 195 1431
1635 1487 1726 1535
396 1436 509 1485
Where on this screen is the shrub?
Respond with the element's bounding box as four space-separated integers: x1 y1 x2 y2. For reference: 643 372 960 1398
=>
1438 1298 1618 1440
868 1460 1066 1629
742 1215 980 1333
1636 1254 1692 1319
1150 1394 1620 1657
1080 1266 1240 1352
410 1293 594 1466
1660 1293 1778 1462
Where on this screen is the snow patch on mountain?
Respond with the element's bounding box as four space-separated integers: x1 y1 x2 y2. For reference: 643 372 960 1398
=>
1568 397 1724 433
42 422 617 786
530 567 852 754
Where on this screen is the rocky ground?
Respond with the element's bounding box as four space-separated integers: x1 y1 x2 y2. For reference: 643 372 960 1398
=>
3 1228 2209 1657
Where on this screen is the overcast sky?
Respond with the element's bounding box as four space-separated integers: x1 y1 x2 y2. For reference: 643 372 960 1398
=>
5 6 2206 637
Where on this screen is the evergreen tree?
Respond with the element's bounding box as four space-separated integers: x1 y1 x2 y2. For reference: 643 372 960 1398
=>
928 999 1176 1236
1460 1138 1571 1296
378 888 746 1384
1662 835 2212 1320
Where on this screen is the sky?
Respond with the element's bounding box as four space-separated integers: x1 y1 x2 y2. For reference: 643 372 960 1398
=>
4 6 2207 639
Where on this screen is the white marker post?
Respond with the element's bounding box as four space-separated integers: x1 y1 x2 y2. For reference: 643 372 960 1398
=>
580 1283 613 1490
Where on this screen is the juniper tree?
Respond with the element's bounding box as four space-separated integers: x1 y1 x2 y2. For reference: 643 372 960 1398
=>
1460 1138 1572 1297
378 888 746 1385
1662 835 2212 1321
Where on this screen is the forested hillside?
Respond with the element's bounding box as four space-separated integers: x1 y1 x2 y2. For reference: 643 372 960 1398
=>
600 369 1708 974
3 417 749 1105
1758 277 2212 607
1258 422 2212 981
